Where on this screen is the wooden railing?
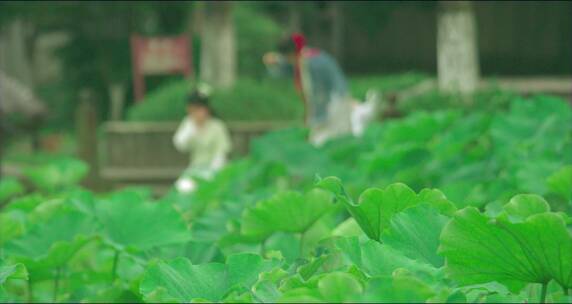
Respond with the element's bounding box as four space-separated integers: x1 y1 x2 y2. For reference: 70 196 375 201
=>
100 121 297 185
94 76 570 192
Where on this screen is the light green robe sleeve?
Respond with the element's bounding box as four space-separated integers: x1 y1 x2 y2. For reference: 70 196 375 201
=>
215 121 231 156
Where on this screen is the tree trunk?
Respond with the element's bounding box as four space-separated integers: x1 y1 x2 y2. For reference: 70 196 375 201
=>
330 2 344 64
287 2 302 32
0 109 4 181
190 2 204 36
109 83 125 121
0 19 34 88
199 2 236 89
437 1 480 95
76 89 100 190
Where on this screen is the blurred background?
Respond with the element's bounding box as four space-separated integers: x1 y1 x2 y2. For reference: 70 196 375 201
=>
2 3 572 303
0 0 570 193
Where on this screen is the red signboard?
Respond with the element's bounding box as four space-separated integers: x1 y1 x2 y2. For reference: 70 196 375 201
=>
131 35 193 102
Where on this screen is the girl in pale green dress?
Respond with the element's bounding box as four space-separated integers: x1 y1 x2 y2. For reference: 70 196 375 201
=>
173 89 231 193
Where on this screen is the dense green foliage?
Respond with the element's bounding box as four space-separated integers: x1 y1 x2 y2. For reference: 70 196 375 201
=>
3 1 571 129
349 72 428 100
127 73 428 122
2 2 286 128
1 95 571 303
126 78 303 122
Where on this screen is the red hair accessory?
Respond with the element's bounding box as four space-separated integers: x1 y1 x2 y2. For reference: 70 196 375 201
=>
291 33 306 54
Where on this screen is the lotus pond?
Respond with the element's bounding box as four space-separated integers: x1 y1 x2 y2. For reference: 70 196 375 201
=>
0 95 571 303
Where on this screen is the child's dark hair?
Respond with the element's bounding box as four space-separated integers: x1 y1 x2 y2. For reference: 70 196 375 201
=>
187 90 209 107
187 89 217 116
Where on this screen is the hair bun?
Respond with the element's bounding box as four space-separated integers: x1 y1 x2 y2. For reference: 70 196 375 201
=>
196 82 213 98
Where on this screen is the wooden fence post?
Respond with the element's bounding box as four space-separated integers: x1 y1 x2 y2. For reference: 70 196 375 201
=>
76 89 100 190
0 110 4 181
109 83 125 121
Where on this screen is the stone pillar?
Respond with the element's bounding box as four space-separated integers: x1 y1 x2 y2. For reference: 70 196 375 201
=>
437 1 480 95
199 2 236 88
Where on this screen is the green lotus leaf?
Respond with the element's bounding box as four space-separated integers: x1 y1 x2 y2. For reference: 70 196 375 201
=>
141 259 226 302
241 189 333 241
0 262 28 302
382 203 450 267
320 178 419 242
252 267 290 303
502 194 550 222
334 237 438 278
297 255 329 281
221 290 253 302
456 282 515 303
2 194 43 213
315 176 346 199
417 188 457 216
318 178 452 243
139 253 280 302
331 217 364 238
547 166 572 202
439 196 572 292
252 279 282 303
277 287 322 303
0 212 25 246
23 156 89 192
363 269 436 303
0 177 24 203
95 193 191 251
250 127 336 178
0 263 27 285
3 207 96 279
317 271 363 302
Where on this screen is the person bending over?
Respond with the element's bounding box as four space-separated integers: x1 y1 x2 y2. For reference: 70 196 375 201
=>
263 32 380 145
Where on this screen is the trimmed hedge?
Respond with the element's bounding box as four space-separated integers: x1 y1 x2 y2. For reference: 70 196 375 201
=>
127 78 303 122
127 73 429 122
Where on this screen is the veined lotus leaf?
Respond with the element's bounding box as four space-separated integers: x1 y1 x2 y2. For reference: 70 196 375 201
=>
547 166 572 202
0 263 28 285
64 188 98 216
0 262 28 302
0 177 24 203
226 252 281 289
2 194 43 213
382 203 449 267
318 177 455 243
439 194 572 292
363 269 436 303
251 267 290 303
95 194 191 251
417 188 457 216
334 237 438 279
249 127 336 178
221 290 253 302
331 217 364 238
317 271 363 302
277 287 322 303
23 156 89 192
0 212 25 246
3 207 96 278
241 189 333 241
502 194 549 222
139 253 280 302
490 97 570 161
317 177 419 242
297 255 329 281
108 187 153 204
141 259 226 302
